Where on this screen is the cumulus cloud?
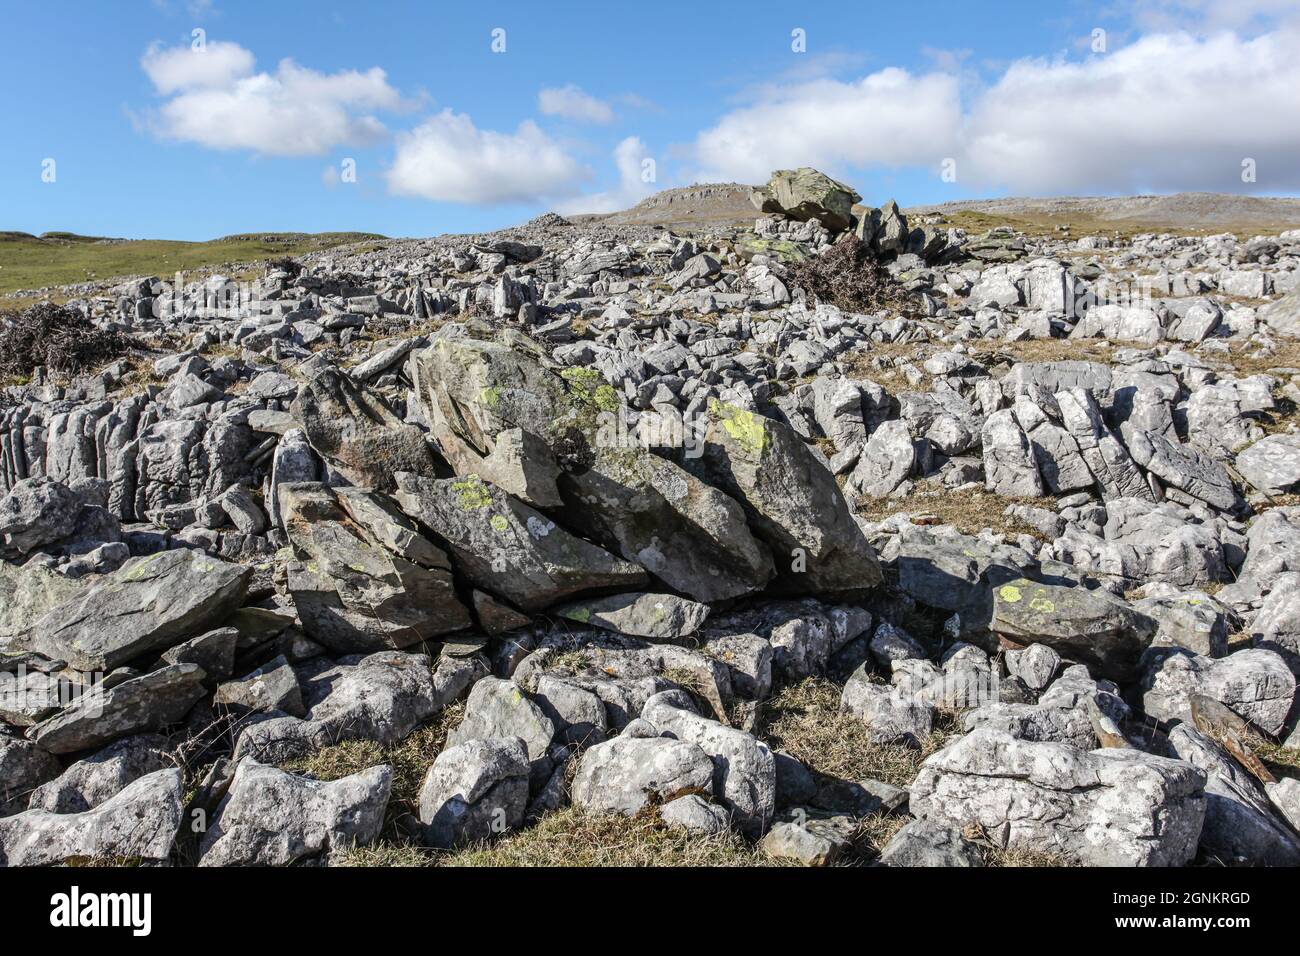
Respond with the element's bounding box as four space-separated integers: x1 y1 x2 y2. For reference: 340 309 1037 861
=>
556 137 658 214
688 26 1300 195
386 109 589 204
961 29 1300 193
692 68 962 183
538 84 614 124
141 40 253 94
140 41 405 156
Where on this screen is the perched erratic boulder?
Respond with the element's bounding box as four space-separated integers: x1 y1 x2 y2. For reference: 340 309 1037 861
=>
753 168 862 233
32 664 209 755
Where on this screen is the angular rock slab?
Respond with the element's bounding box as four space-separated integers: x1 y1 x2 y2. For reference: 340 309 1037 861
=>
1167 724 1300 866
235 652 482 763
32 663 209 755
28 733 171 813
291 366 443 492
911 728 1205 866
0 768 183 866
199 758 392 866
1236 434 1300 495
394 472 647 612
991 577 1156 681
22 548 249 671
281 482 470 652
555 591 710 640
0 560 83 643
690 400 882 595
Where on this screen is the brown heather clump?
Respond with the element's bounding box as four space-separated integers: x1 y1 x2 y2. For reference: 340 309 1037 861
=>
0 301 130 379
784 235 916 315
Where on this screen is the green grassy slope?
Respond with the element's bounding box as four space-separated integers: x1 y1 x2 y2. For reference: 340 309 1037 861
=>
0 231 388 296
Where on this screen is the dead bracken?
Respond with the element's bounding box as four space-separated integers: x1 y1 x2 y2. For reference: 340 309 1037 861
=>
0 301 130 380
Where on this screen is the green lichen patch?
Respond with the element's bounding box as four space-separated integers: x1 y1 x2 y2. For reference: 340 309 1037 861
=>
561 366 621 413
451 475 494 510
710 399 769 456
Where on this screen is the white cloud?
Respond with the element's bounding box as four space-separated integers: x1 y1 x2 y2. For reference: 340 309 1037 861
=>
556 137 657 214
687 26 1300 196
691 68 962 183
538 84 614 124
140 41 405 156
386 109 589 204
1128 0 1300 32
141 40 252 94
961 29 1300 193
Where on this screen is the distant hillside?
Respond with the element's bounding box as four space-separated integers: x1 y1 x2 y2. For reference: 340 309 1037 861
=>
572 183 758 231
908 193 1300 237
0 231 387 297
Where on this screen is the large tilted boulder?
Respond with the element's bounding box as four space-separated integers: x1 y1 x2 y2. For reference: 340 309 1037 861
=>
0 768 184 866
409 334 571 506
291 366 444 492
911 728 1206 866
689 400 882 595
280 482 471 652
199 758 392 866
19 548 250 671
394 472 648 612
410 336 775 603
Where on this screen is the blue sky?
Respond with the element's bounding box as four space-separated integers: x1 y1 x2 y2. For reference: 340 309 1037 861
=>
2 0 1299 240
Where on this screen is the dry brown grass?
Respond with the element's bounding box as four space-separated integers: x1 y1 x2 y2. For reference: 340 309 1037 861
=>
282 702 464 835
435 806 774 867
938 208 1300 241
756 677 959 789
857 479 1054 540
1255 741 1300 783
967 337 1117 367
1220 340 1300 378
